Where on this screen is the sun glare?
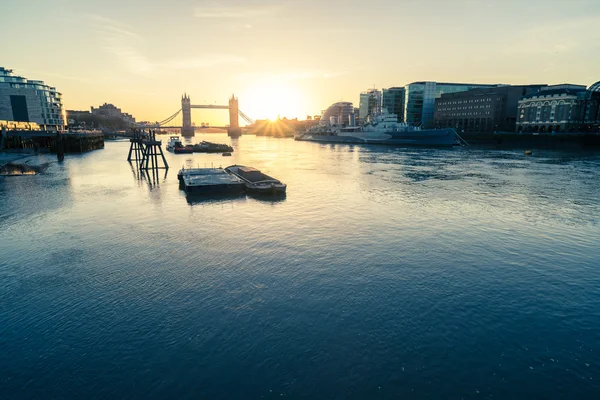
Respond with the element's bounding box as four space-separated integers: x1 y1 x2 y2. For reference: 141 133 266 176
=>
243 81 305 121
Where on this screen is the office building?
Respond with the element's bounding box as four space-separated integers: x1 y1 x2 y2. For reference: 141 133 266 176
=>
359 89 381 124
321 102 355 126
382 87 406 122
404 81 499 127
0 67 66 130
581 81 600 132
434 85 546 133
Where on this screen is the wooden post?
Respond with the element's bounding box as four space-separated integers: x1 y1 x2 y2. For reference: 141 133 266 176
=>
127 139 135 161
56 132 65 161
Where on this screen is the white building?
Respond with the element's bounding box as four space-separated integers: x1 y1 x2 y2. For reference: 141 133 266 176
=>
0 67 66 131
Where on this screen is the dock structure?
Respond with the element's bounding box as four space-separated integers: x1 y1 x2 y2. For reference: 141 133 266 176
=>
1 128 104 160
127 129 168 171
127 130 145 164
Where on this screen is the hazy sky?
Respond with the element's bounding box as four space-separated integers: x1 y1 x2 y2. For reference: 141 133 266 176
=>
3 0 600 124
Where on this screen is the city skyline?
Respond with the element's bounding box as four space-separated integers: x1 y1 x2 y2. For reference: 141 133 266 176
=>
3 0 600 125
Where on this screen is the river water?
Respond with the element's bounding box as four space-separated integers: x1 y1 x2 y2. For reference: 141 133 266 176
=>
1 134 600 399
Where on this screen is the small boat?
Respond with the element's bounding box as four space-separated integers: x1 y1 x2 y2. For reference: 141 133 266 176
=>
166 136 193 154
222 152 232 156
225 165 286 195
192 141 234 153
179 167 245 194
166 136 179 152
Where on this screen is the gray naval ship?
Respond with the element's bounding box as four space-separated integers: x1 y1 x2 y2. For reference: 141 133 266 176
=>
296 110 458 147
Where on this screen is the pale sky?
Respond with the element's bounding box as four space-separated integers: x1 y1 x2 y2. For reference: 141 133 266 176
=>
3 0 600 125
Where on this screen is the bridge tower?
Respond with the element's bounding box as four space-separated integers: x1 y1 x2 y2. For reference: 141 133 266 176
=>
228 94 241 137
181 93 194 137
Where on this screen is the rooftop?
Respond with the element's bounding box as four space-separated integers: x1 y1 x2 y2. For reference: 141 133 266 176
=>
239 166 260 173
588 81 600 92
409 81 500 87
540 84 586 92
438 84 548 99
522 88 586 99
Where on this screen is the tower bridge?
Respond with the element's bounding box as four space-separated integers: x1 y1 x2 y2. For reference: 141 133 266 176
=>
182 94 252 137
137 94 254 137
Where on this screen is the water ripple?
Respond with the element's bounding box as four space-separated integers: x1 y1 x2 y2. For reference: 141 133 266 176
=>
1 137 600 399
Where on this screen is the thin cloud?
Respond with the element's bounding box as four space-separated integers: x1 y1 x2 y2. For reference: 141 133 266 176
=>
88 14 153 76
164 55 247 70
87 14 141 39
89 14 249 75
194 5 280 18
104 42 153 76
504 16 600 55
236 70 348 82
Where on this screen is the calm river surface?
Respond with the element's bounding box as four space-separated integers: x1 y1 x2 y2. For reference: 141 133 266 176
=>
1 134 600 399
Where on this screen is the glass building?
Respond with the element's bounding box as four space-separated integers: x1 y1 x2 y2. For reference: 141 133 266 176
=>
0 67 66 131
581 81 600 131
404 81 498 127
382 87 405 122
321 102 355 126
359 89 381 124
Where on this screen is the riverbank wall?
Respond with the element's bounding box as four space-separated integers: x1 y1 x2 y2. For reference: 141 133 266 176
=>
459 131 600 149
1 129 104 153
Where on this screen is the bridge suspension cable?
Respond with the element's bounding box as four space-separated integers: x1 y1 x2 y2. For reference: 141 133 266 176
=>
157 109 182 126
137 107 252 129
238 110 254 125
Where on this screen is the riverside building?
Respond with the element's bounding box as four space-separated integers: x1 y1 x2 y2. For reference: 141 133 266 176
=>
0 67 66 131
404 81 498 127
382 87 406 122
434 85 546 133
321 102 355 126
91 103 135 125
515 83 600 133
580 81 600 132
359 89 381 124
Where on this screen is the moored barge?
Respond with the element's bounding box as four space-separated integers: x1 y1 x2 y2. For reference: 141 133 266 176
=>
225 165 287 195
179 167 245 194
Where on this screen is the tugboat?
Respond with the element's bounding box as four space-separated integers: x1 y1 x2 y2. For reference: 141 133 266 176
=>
192 141 234 153
166 136 193 154
225 165 286 195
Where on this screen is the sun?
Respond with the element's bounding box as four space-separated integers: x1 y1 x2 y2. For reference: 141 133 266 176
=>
242 81 305 121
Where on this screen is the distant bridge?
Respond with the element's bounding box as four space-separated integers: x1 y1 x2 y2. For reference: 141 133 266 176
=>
136 94 255 138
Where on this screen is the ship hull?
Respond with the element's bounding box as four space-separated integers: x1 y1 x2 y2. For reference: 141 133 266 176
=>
183 183 245 194
296 128 457 147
